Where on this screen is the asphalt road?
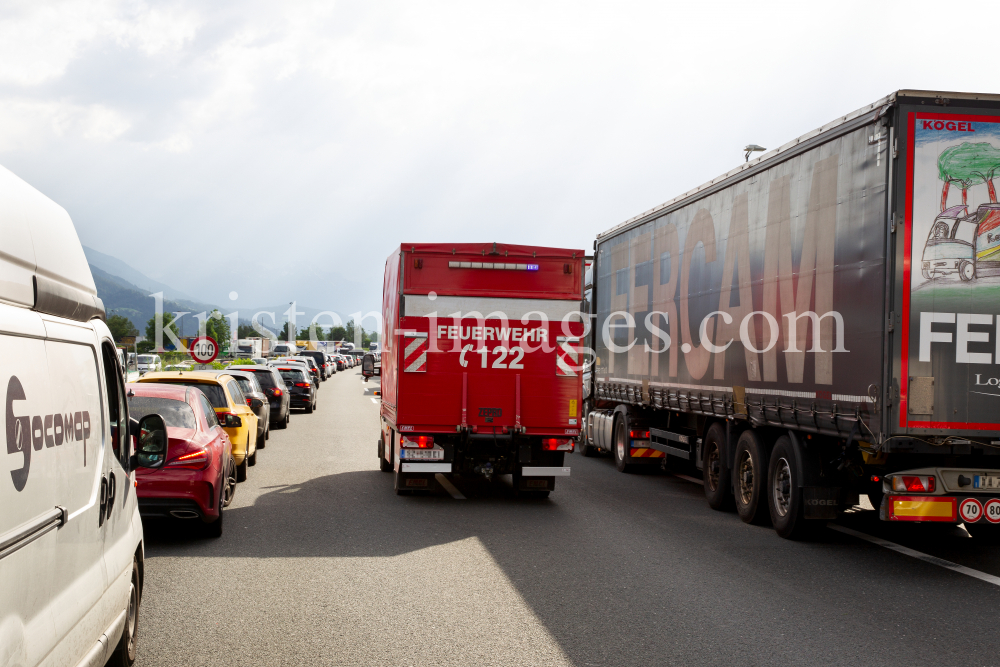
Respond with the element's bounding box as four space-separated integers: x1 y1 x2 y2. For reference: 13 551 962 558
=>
137 370 1000 667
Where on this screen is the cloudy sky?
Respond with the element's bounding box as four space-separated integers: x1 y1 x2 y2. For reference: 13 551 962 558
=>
1 0 997 319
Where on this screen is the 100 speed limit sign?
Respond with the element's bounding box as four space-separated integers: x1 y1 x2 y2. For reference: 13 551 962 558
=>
189 336 219 363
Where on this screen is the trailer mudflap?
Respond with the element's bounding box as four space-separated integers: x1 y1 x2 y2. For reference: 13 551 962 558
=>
803 487 841 520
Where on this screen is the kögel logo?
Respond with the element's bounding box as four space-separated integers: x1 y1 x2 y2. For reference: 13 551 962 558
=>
921 120 975 132
6 376 91 492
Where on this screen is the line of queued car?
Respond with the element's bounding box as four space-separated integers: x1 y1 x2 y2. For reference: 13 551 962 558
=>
126 348 355 537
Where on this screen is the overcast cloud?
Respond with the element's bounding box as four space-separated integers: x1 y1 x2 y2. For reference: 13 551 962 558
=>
1 0 996 320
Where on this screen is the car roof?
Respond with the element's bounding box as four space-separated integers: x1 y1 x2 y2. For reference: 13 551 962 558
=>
229 365 275 373
138 371 234 385
126 383 190 401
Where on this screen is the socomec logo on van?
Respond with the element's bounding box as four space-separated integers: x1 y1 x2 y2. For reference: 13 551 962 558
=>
6 375 92 492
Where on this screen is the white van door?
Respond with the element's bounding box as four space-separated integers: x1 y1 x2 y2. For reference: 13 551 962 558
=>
96 338 142 661
0 312 109 667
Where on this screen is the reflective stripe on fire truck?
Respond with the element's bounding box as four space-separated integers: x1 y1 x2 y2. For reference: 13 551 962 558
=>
556 336 580 376
403 331 428 372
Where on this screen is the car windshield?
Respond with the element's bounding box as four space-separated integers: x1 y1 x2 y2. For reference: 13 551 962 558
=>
153 381 228 409
278 368 307 384
127 396 197 429
234 377 256 395
137 355 155 363
248 370 277 389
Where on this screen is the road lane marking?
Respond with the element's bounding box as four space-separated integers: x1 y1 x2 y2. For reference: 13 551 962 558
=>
435 473 466 500
828 524 1000 588
668 471 1000 587
370 398 379 404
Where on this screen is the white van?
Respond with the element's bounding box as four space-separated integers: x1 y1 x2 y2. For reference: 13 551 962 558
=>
0 164 168 667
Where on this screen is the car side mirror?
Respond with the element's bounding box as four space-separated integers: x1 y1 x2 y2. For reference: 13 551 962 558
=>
225 414 243 428
132 414 167 469
250 397 264 410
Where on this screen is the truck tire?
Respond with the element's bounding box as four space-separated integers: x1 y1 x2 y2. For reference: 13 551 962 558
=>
703 423 733 511
767 436 811 539
734 429 770 524
613 417 636 473
107 556 140 666
379 438 393 472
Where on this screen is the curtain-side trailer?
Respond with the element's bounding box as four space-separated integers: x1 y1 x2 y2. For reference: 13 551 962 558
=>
584 89 1000 540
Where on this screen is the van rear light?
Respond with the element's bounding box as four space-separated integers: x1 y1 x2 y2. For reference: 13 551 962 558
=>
629 430 649 440
542 438 574 451
891 475 936 493
401 435 434 449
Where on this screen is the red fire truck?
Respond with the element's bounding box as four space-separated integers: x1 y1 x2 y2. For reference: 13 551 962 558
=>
378 243 586 496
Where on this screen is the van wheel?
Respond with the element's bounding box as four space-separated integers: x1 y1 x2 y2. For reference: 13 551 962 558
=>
734 430 770 525
613 417 636 473
767 436 812 539
236 456 248 482
960 260 976 281
703 423 734 511
108 557 140 666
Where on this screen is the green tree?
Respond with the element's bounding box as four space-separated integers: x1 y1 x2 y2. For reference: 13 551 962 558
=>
938 142 1000 210
145 312 180 351
237 323 257 338
107 314 138 342
327 325 347 342
204 310 231 348
137 340 155 353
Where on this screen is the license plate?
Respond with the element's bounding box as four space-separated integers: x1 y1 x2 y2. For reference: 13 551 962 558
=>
974 475 1000 489
400 449 443 461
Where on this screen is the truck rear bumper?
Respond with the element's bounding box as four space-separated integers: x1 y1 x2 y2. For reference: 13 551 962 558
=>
521 466 571 477
396 462 452 474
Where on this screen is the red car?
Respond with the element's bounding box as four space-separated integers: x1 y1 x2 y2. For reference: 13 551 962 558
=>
128 383 236 537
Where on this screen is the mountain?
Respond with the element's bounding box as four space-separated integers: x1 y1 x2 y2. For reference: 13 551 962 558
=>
91 265 211 337
84 245 197 303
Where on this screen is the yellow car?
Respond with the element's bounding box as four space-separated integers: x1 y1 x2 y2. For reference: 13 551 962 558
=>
138 371 259 481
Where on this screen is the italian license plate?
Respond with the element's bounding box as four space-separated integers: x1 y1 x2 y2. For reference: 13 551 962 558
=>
974 475 1000 490
401 449 443 461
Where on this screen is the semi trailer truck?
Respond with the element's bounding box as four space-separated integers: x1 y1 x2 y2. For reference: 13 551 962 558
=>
582 89 1000 540
378 243 585 496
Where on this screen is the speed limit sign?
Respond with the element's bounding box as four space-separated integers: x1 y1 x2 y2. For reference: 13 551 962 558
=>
189 336 219 364
959 498 983 524
984 498 1000 524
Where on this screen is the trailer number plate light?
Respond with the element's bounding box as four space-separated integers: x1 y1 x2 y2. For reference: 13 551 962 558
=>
974 475 1000 490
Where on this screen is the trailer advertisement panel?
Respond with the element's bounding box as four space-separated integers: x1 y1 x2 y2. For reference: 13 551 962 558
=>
594 124 887 435
902 111 1000 431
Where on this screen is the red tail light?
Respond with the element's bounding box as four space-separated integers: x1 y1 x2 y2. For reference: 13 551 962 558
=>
246 398 253 407
295 382 310 388
629 430 650 440
168 447 209 469
400 435 434 449
542 438 574 451
892 475 936 493
270 388 283 397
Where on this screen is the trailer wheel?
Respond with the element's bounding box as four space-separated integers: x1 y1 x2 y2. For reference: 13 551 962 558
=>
613 417 636 473
960 260 975 281
767 436 810 539
734 430 770 525
702 423 733 511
